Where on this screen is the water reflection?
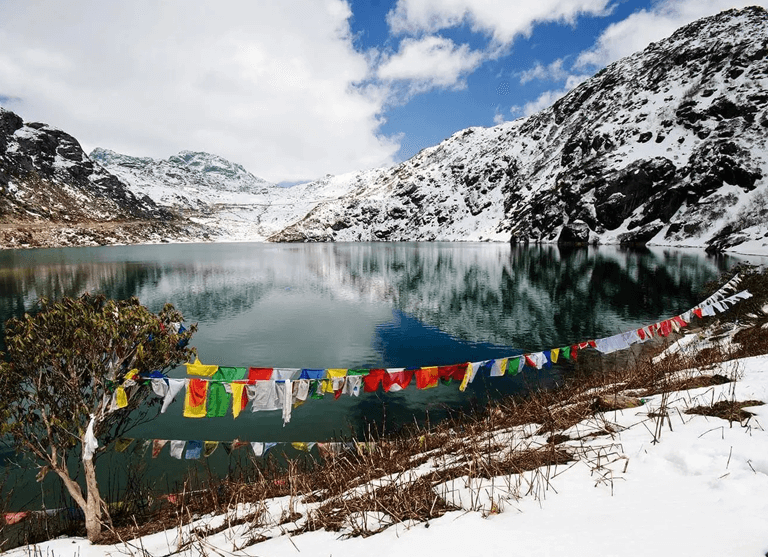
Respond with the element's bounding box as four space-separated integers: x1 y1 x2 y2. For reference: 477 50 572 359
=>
0 242 743 509
0 242 739 359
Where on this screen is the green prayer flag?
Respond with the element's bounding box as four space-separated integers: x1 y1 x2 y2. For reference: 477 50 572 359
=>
310 380 324 399
507 357 520 376
207 367 246 417
561 346 571 360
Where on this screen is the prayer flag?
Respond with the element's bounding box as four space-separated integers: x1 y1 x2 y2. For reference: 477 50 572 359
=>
300 369 326 380
114 438 134 453
383 368 413 392
203 441 218 457
459 362 478 392
324 369 348 393
363 369 386 392
185 440 203 459
524 354 536 368
438 363 468 383
161 379 187 413
169 440 185 459
207 367 245 417
183 379 208 418
185 358 218 377
415 367 439 389
246 367 273 382
231 383 247 418
152 439 168 458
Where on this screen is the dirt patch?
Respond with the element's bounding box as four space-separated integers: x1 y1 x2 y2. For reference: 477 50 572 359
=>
685 400 765 422
641 374 732 397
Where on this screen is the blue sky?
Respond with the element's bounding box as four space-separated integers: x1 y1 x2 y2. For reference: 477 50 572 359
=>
0 0 764 183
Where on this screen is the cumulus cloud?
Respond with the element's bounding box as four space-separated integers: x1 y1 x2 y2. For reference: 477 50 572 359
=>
387 0 613 45
513 74 590 117
492 107 506 125
519 59 569 84
0 0 400 182
377 36 484 95
576 0 768 69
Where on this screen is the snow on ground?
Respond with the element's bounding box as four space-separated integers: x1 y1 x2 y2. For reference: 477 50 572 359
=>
9 353 768 557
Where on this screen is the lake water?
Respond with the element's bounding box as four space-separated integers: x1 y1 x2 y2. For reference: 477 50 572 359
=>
0 242 745 509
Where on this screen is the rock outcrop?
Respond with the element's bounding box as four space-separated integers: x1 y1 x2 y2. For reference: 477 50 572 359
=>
0 108 204 248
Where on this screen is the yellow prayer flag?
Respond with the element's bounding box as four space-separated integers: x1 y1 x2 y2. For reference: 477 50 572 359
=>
115 387 128 408
114 438 134 453
459 362 474 392
185 358 218 377
499 358 509 376
323 369 347 393
551 348 560 364
292 442 310 452
203 441 218 457
231 383 246 418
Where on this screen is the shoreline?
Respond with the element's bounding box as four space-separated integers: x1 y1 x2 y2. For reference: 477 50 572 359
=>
1 223 768 259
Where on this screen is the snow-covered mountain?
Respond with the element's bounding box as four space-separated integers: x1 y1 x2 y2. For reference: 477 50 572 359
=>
89 148 276 210
4 7 766 253
269 6 768 255
0 108 208 248
92 147 386 242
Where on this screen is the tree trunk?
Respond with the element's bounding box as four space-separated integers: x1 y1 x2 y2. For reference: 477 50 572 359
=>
83 457 104 541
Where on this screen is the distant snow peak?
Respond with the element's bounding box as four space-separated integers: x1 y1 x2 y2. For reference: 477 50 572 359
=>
90 148 274 193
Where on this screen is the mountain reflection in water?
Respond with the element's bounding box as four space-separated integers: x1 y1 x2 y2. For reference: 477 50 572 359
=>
0 242 740 508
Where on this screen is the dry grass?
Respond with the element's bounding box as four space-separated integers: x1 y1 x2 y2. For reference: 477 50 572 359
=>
685 400 765 423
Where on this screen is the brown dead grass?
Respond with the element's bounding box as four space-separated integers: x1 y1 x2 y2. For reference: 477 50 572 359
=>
685 400 765 422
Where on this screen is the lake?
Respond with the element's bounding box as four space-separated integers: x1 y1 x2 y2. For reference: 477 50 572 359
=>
0 242 747 509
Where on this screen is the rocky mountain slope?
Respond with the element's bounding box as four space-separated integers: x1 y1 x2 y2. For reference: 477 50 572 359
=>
92 148 385 242
0 108 206 248
269 6 768 255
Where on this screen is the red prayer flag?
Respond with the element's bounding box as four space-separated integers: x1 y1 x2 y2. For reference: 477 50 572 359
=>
437 363 468 381
244 367 273 383
363 369 386 392
382 369 414 391
415 367 439 389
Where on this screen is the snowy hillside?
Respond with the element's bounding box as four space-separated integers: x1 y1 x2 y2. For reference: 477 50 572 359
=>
92 147 386 242
270 7 768 255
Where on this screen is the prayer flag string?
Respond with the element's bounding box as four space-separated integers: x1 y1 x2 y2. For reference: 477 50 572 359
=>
117 278 751 425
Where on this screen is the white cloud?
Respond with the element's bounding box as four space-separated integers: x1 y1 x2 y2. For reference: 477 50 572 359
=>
576 0 768 70
0 1 400 182
519 59 568 84
493 107 505 125
387 0 613 45
377 36 484 95
515 74 590 117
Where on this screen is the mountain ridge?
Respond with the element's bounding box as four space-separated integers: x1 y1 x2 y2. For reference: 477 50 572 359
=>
267 6 768 254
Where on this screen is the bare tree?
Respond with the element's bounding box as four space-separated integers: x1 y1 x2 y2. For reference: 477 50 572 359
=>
0 294 196 541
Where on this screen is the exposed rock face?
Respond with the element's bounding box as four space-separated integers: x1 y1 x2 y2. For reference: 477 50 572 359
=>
0 108 204 248
269 7 768 254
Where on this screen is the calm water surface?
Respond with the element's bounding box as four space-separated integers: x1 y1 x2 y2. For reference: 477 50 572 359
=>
0 242 744 508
